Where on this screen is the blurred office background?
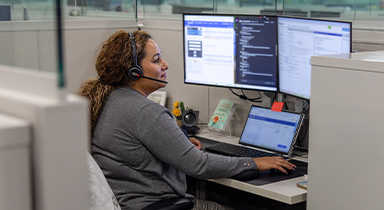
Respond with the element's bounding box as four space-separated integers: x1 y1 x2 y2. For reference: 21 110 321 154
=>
2 2 383 210
1 0 383 138
2 0 384 21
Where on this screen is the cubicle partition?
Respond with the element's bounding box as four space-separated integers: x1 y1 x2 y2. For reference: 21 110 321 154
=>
308 51 384 209
0 113 31 210
0 65 89 210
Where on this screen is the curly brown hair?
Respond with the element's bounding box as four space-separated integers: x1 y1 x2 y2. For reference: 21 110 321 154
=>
78 30 152 135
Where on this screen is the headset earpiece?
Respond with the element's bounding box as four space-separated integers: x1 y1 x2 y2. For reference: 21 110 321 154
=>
127 32 143 81
128 66 143 81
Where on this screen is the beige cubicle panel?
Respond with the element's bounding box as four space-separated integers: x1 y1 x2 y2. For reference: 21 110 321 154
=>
0 114 31 210
308 51 384 210
0 65 89 210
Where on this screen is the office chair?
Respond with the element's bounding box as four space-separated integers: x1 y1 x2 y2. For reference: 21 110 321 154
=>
87 152 194 210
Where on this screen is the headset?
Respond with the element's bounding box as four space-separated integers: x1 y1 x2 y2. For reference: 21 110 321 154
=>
127 32 168 84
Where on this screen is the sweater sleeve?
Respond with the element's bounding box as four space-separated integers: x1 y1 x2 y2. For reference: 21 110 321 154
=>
135 104 257 179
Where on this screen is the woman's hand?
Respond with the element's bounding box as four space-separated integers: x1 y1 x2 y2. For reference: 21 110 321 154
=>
253 156 296 174
189 137 202 150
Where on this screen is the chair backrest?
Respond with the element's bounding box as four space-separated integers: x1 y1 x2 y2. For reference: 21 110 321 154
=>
87 152 194 210
87 152 121 210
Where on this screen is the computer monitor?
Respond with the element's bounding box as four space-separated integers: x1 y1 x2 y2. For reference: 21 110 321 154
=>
278 16 352 100
183 13 278 92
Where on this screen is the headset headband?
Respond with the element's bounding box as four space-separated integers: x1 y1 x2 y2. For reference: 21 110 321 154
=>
129 32 138 67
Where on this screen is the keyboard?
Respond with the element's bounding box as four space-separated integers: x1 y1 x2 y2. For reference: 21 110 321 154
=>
205 142 281 158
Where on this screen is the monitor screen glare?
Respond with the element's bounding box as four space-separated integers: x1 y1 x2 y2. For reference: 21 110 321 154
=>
183 14 278 92
278 17 352 99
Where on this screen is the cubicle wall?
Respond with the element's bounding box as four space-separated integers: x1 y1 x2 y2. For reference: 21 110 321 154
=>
0 21 56 71
0 114 31 210
352 27 384 51
0 19 137 92
62 20 137 95
0 65 90 210
308 51 384 210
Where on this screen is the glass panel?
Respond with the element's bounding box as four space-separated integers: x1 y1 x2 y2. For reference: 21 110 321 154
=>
142 0 215 20
282 0 384 22
0 0 136 21
0 0 55 21
352 0 384 21
140 0 384 29
216 0 279 14
67 0 136 19
0 0 57 72
0 0 138 91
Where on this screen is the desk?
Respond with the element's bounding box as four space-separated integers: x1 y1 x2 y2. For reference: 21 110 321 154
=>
194 129 307 205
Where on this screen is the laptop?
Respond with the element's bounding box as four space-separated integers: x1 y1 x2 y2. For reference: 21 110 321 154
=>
205 105 305 158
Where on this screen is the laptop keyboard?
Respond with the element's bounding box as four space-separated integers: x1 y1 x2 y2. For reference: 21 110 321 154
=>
205 142 281 158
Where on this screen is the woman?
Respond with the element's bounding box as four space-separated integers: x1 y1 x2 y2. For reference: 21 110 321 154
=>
78 30 294 210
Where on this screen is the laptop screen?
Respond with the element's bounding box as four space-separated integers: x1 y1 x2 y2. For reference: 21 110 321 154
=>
239 105 304 156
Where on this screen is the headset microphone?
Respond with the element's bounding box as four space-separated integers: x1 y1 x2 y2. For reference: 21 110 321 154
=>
130 72 168 84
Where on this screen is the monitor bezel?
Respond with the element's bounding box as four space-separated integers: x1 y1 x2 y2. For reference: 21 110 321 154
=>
182 13 279 93
276 15 353 100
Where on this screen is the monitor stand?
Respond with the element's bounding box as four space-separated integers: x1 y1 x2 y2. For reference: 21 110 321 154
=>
261 92 275 107
295 99 304 112
276 93 285 103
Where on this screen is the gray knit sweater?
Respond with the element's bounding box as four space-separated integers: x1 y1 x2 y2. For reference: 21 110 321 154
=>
92 86 257 210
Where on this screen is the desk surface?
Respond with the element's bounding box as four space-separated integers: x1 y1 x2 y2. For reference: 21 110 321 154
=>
195 128 308 205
